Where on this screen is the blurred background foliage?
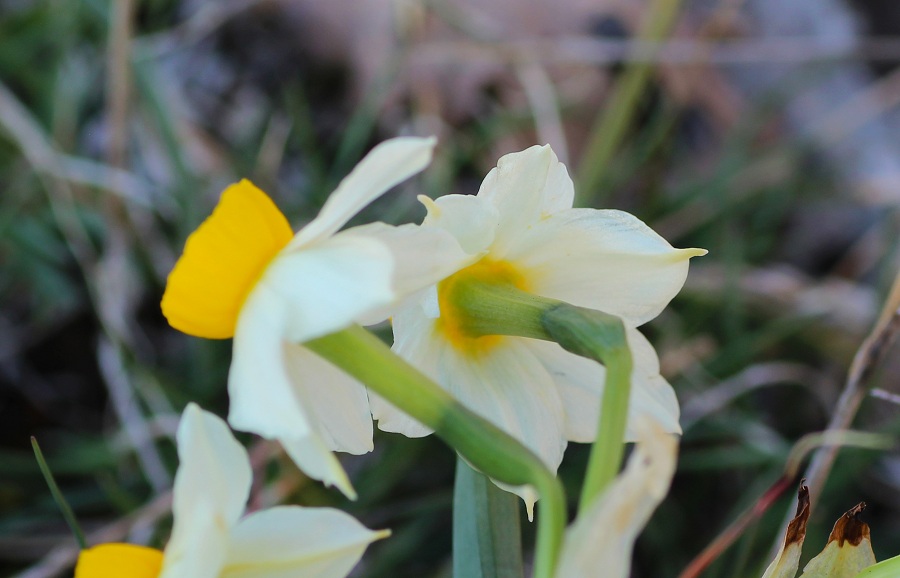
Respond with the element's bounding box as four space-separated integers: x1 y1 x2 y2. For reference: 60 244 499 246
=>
2 0 900 576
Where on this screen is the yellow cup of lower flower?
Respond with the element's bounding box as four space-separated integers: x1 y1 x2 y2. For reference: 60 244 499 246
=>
75 543 163 578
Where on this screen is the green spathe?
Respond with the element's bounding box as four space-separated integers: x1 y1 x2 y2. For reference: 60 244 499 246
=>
453 458 525 578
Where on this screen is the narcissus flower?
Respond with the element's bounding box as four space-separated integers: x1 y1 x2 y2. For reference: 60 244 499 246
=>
162 137 467 498
556 417 677 578
75 404 388 578
372 145 705 510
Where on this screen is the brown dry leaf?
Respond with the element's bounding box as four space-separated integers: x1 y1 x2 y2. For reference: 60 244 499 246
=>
798 502 877 578
761 482 811 578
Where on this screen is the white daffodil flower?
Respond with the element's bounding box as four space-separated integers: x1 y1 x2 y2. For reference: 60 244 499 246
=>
556 417 678 578
161 137 468 498
74 404 388 578
371 144 705 512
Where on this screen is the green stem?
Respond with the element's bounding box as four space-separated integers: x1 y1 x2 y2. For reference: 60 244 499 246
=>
31 437 87 549
449 279 635 513
540 305 633 511
576 0 683 204
306 326 566 578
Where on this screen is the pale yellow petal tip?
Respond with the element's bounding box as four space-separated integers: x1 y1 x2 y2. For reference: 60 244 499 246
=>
334 473 359 501
417 194 440 218
683 247 709 258
161 180 293 339
75 543 164 578
373 528 392 542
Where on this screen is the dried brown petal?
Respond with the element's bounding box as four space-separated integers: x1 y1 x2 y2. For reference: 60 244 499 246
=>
799 502 877 578
760 482 810 578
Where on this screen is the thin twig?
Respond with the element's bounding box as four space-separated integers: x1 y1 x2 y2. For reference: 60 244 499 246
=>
679 431 892 578
408 36 900 67
770 305 900 558
681 362 820 429
678 476 796 578
0 82 96 267
800 307 900 505
97 340 171 493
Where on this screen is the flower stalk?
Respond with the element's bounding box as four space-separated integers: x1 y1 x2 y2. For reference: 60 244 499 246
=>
305 325 566 578
436 276 635 511
541 306 633 512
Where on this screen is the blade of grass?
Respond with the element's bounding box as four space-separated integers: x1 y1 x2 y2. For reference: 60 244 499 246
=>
30 437 87 550
453 457 525 578
576 0 682 205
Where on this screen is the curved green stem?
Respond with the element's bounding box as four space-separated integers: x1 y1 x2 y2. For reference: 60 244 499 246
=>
448 279 635 512
306 325 566 578
541 306 633 512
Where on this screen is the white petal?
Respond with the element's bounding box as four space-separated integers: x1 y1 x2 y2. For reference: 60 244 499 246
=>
527 328 681 444
388 302 568 512
372 302 439 438
525 339 605 443
227 293 355 499
338 222 476 325
160 404 251 578
281 435 357 500
222 506 389 578
291 137 436 247
627 328 681 436
506 208 706 326
161 499 229 578
261 235 395 343
476 145 574 257
229 290 313 442
282 343 373 455
434 340 567 488
556 418 678 578
419 194 498 255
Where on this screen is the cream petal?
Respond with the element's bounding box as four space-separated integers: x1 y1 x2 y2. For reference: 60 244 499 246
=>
228 289 314 442
622 328 681 436
526 328 681 444
372 302 439 438
262 234 396 343
160 404 251 578
476 145 574 257
419 194 498 256
161 499 229 578
282 343 373 455
493 480 540 522
338 222 476 325
389 324 563 515
524 339 604 443
435 340 567 478
507 208 706 326
227 293 355 499
291 137 436 248
222 506 388 578
281 436 357 500
388 304 568 510
556 418 678 578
